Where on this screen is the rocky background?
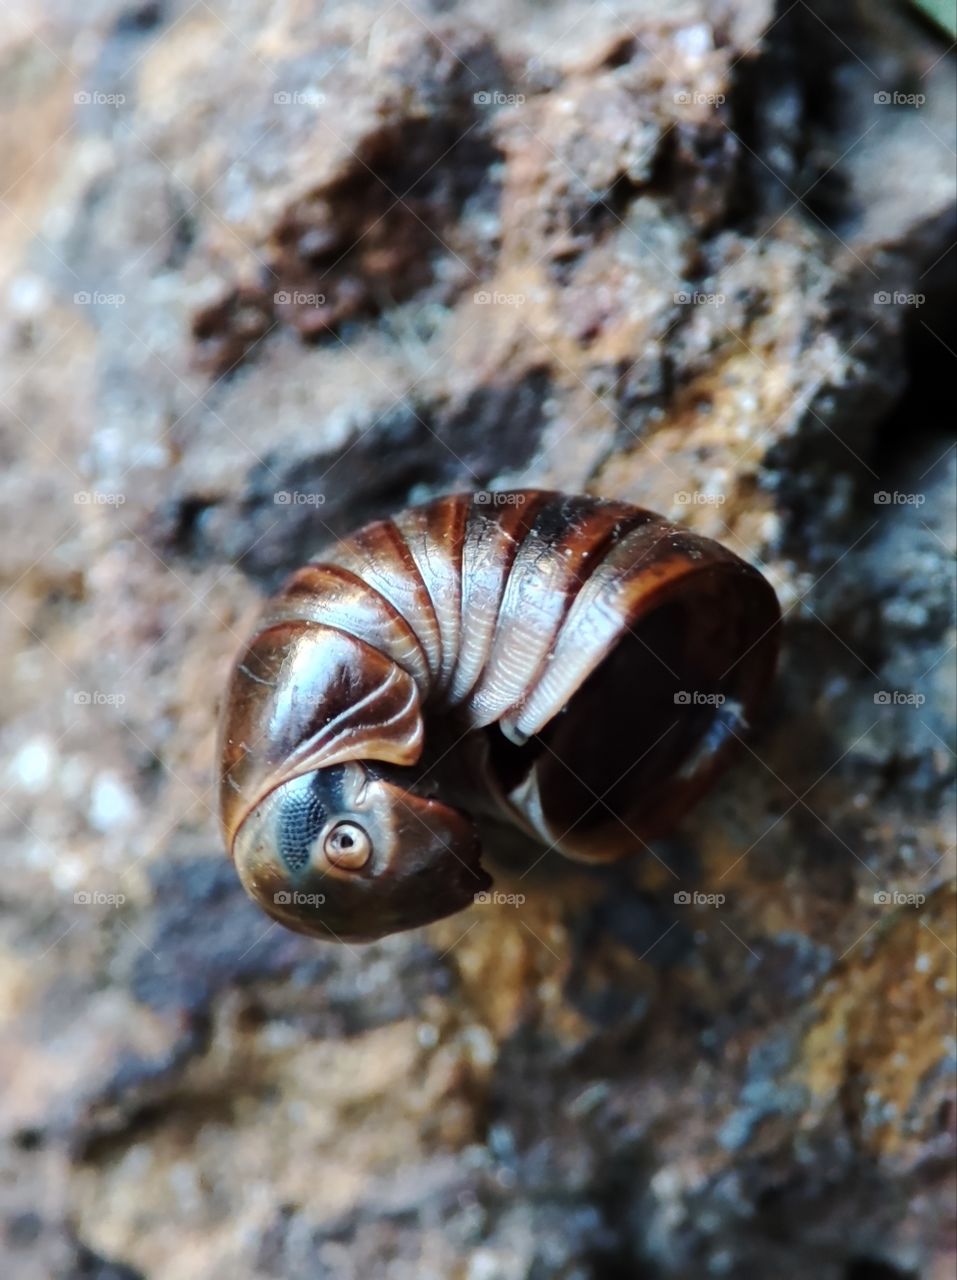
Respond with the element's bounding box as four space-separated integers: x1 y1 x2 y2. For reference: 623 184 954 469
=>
0 1 955 1277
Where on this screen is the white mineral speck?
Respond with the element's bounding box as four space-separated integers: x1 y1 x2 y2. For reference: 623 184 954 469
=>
10 738 53 792
52 855 87 892
89 771 137 832
674 24 712 60
417 1022 439 1048
462 1024 496 1066
467 1250 509 1280
8 274 50 317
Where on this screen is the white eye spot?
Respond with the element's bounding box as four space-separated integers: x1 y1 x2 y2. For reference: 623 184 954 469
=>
323 821 372 869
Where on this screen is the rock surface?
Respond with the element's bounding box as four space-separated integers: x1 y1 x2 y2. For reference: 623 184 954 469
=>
0 2 954 1278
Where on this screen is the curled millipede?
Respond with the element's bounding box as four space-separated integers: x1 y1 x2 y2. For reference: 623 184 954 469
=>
218 491 780 942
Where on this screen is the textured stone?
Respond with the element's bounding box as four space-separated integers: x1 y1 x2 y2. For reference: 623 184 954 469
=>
0 2 954 1279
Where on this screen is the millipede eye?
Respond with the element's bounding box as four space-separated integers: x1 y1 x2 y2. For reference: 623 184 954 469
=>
323 821 372 869
277 782 326 873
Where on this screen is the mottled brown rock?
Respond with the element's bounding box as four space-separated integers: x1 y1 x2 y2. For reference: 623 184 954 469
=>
189 24 507 375
0 1 954 1279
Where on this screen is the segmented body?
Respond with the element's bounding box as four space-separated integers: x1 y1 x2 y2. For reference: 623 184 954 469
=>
220 491 780 866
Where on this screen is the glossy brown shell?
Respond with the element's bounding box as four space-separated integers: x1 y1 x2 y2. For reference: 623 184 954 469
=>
219 490 780 936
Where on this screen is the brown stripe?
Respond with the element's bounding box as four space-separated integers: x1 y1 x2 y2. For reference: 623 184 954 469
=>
323 517 443 691
391 494 469 696
264 562 431 690
465 495 652 730
447 490 554 709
